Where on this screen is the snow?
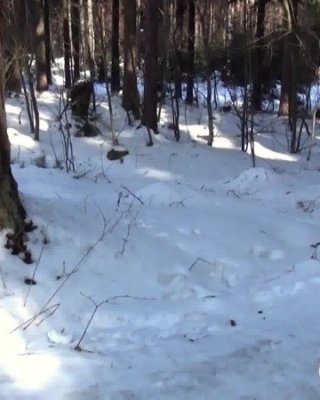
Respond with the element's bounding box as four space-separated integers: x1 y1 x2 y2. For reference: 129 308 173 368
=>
1 80 320 399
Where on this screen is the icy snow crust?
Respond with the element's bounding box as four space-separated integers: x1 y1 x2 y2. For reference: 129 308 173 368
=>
1 78 320 399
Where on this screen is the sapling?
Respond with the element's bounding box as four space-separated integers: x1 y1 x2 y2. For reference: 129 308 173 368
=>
75 294 156 351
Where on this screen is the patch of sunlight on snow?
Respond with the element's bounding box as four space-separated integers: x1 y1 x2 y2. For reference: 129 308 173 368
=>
52 72 64 86
213 136 237 150
254 142 298 162
5 103 21 114
137 167 175 181
39 119 50 131
0 308 59 390
8 128 39 150
5 352 59 390
183 124 237 149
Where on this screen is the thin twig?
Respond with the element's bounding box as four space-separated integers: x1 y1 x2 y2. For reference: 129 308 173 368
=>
75 293 156 351
119 210 139 256
12 208 109 332
121 185 144 205
11 303 60 333
36 303 60 326
189 257 212 272
24 243 45 307
310 242 320 260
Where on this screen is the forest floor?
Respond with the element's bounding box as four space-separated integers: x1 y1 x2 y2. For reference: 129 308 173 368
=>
1 77 320 399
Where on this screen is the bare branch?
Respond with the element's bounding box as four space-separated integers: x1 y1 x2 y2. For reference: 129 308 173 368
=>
24 243 45 307
75 294 156 351
189 257 212 272
120 185 144 205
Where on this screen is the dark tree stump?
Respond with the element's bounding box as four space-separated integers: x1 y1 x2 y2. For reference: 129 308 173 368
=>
69 80 92 118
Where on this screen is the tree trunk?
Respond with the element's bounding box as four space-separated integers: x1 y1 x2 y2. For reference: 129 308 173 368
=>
111 0 121 93
279 40 290 116
122 0 141 119
279 0 298 118
158 0 169 86
174 0 185 99
71 0 80 82
84 0 96 110
4 0 27 93
0 2 26 237
32 0 49 91
185 0 195 105
44 0 52 85
143 0 159 132
63 0 72 88
5 56 21 94
252 0 267 111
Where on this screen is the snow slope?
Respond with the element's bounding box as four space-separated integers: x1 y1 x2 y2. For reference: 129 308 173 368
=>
1 84 320 399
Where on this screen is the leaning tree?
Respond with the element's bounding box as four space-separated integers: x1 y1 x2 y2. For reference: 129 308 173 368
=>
0 4 27 247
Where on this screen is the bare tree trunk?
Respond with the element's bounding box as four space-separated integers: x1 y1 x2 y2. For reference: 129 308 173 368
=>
5 58 21 93
252 0 267 111
0 1 26 238
4 0 25 92
143 0 159 132
122 0 141 119
44 0 52 85
174 0 185 99
63 0 72 88
279 0 298 119
279 40 290 116
289 39 298 153
84 0 96 110
185 0 195 105
279 0 299 153
111 0 121 93
197 0 214 145
71 0 80 81
31 0 49 91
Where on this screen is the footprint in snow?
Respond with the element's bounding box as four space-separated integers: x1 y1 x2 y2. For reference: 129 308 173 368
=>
251 245 283 261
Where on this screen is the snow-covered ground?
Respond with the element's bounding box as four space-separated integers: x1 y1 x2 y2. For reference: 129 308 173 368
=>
1 79 320 399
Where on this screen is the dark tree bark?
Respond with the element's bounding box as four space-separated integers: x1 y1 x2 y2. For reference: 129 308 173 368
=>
5 57 21 93
143 0 159 132
279 41 290 116
122 0 141 119
71 0 80 82
0 1 26 237
279 0 299 153
4 0 24 93
111 0 121 93
185 0 195 105
279 0 298 118
44 0 52 85
252 0 267 111
70 80 92 118
63 0 72 88
31 0 49 91
174 0 185 99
